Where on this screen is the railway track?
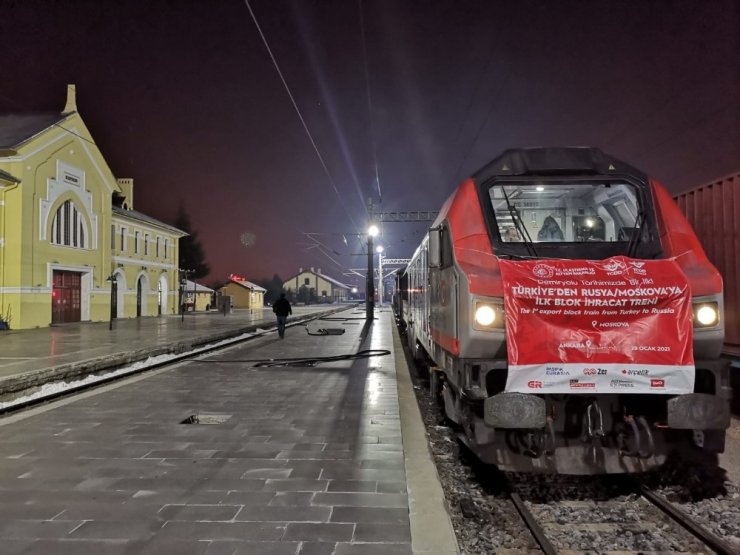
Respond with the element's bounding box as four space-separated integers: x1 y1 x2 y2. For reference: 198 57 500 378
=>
508 478 738 554
400 337 740 554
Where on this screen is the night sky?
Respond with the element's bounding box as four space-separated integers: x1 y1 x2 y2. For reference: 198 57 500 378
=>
1 0 738 287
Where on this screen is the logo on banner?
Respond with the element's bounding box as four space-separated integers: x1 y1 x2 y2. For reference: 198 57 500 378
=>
597 258 648 277
583 367 607 376
610 379 635 388
527 380 543 389
532 264 555 278
650 379 666 388
623 369 649 376
599 258 628 275
569 379 596 389
546 366 569 376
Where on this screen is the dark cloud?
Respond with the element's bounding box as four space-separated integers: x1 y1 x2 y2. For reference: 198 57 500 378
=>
1 0 737 284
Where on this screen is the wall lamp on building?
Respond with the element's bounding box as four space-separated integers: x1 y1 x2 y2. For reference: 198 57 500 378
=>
106 273 118 331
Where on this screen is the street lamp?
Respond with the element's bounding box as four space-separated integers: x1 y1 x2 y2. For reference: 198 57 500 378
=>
107 273 118 331
366 225 379 320
376 245 384 306
179 269 193 322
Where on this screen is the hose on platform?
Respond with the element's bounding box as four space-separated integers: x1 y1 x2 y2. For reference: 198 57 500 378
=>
192 349 391 367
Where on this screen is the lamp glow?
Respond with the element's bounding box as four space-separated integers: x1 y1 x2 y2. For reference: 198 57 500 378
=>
474 305 496 327
696 305 718 326
368 225 379 237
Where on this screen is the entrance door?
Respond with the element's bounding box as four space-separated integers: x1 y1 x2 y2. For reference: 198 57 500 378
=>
136 278 143 317
52 271 82 324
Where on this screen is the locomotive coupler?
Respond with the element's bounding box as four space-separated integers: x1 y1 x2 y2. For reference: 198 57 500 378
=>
521 430 546 458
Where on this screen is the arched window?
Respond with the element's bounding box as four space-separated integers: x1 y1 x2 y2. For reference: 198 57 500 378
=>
51 200 86 248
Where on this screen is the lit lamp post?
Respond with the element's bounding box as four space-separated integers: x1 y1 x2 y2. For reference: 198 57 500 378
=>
376 245 384 306
107 273 118 331
366 224 379 320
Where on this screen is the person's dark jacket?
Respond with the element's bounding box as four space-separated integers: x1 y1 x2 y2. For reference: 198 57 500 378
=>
537 216 564 241
272 297 292 317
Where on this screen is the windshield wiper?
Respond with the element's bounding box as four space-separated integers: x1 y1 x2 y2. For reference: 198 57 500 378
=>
626 210 646 258
501 187 539 258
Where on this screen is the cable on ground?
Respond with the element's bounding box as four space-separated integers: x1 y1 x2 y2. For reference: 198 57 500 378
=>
192 349 391 368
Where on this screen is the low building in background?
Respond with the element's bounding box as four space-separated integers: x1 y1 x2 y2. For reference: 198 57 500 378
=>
219 274 265 310
283 267 351 303
182 279 214 312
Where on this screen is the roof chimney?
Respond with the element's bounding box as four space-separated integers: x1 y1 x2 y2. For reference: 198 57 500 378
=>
310 267 315 273
116 178 134 210
299 267 303 273
317 268 321 274
63 84 77 114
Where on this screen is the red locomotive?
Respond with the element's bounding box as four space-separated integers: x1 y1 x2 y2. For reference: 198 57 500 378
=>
396 147 731 474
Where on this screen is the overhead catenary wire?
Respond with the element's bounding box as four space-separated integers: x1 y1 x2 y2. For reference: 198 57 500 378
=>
358 0 382 204
448 6 547 186
244 0 361 232
446 28 503 187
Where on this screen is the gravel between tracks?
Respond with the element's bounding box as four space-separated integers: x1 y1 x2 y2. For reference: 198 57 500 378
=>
405 352 740 554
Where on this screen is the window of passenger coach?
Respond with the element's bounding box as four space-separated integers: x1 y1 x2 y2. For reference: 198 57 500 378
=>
488 182 641 243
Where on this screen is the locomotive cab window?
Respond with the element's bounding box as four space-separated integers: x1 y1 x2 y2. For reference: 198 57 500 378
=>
488 181 642 244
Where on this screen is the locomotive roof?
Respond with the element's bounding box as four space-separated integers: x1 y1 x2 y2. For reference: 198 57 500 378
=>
472 147 646 182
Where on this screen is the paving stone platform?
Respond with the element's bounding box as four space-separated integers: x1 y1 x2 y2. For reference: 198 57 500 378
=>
0 306 459 554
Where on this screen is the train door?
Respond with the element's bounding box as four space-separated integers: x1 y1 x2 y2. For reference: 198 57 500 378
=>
51 270 81 324
421 243 432 350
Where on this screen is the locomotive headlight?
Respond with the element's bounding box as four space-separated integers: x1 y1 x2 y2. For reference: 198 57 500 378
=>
694 303 719 327
473 300 505 330
474 304 496 327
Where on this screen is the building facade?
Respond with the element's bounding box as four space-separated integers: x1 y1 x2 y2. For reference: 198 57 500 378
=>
219 274 265 310
0 85 186 329
283 267 351 303
183 279 214 312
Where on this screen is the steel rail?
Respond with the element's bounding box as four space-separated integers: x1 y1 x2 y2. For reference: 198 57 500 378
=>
640 485 737 555
509 492 558 555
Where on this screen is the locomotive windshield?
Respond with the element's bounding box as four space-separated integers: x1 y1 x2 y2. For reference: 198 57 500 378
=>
489 181 642 244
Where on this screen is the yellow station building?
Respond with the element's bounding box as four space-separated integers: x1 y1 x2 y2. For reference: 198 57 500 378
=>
0 85 186 329
219 274 265 310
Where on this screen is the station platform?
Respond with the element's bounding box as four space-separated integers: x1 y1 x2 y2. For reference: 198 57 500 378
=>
0 306 336 401
0 306 459 554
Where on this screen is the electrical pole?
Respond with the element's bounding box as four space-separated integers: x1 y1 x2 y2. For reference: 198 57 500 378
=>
366 225 378 320
366 233 374 319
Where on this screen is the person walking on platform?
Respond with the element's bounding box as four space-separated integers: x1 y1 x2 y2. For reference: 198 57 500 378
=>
272 293 292 339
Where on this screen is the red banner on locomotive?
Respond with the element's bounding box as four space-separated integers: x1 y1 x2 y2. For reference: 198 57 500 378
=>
499 256 694 394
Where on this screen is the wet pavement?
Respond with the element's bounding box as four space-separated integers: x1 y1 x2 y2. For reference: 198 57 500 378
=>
0 307 459 554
